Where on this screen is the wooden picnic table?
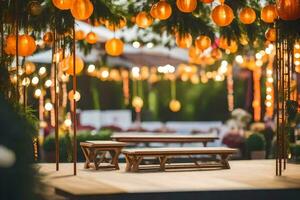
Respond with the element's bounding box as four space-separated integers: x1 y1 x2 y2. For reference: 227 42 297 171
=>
80 141 127 170
111 133 218 147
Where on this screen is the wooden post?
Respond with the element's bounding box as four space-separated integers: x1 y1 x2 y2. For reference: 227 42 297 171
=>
72 23 77 176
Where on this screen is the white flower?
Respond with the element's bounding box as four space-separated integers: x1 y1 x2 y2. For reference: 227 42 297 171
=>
0 145 16 168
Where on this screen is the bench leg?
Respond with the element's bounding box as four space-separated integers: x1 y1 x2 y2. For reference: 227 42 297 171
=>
132 156 143 172
125 155 133 172
81 147 90 169
220 154 230 169
111 148 121 170
159 156 168 171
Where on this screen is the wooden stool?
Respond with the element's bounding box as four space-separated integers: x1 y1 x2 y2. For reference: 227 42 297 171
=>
80 141 127 170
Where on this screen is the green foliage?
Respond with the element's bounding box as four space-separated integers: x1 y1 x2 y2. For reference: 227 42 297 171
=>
0 94 41 200
290 144 300 157
43 129 112 162
246 133 266 152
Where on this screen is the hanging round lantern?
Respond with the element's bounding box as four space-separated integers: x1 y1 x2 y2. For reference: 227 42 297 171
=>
156 0 172 20
5 35 16 55
85 31 97 44
276 0 300 21
201 0 213 3
211 48 222 60
132 96 144 109
68 90 81 102
43 32 53 44
175 33 192 48
176 0 197 13
105 38 124 56
24 61 36 75
227 41 238 53
52 0 72 10
71 0 94 20
28 1 42 16
195 35 211 50
239 7 256 24
150 3 160 19
189 46 202 59
136 11 153 28
265 28 276 42
169 99 181 112
65 55 84 75
105 17 127 31
211 3 234 27
75 30 85 40
261 4 278 23
18 34 37 57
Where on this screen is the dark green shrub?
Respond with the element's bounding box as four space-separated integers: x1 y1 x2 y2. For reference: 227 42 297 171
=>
246 133 266 152
290 144 300 157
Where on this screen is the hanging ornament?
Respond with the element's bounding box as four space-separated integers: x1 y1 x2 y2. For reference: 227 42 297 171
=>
211 48 223 60
105 17 127 31
169 100 181 112
65 55 84 75
265 28 276 42
4 35 16 55
132 96 144 109
156 0 172 20
18 34 37 57
188 46 202 59
43 32 53 44
68 90 81 102
276 0 300 21
211 3 234 27
105 38 124 56
195 35 211 50
261 4 278 23
136 11 153 28
150 3 159 19
239 7 256 24
85 31 97 44
75 30 85 40
28 1 42 15
201 0 213 3
71 0 94 20
24 61 36 75
176 0 197 13
175 33 192 48
52 0 72 10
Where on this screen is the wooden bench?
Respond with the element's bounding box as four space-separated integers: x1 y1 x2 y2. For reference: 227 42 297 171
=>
122 147 237 172
112 134 218 147
80 141 127 170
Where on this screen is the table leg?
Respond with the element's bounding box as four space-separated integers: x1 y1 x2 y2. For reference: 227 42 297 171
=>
125 154 133 172
220 154 230 169
132 156 143 172
81 146 90 169
159 156 168 171
111 148 121 170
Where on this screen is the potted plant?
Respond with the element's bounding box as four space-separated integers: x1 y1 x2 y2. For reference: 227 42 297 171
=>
246 133 266 159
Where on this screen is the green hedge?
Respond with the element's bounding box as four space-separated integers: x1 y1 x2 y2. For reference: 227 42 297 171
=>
43 130 112 162
246 133 266 152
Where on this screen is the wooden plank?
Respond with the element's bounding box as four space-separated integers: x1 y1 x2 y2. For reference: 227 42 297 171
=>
80 141 127 147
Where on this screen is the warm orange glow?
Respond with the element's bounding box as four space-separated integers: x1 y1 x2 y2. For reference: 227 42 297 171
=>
169 99 181 112
211 4 234 27
253 66 262 122
175 33 192 48
65 55 84 75
71 0 94 20
136 11 153 28
265 28 276 42
239 7 256 24
195 35 211 50
85 31 97 44
75 30 85 40
155 0 172 20
24 61 36 75
276 0 300 21
211 48 223 60
52 0 72 10
261 4 278 23
176 0 197 13
43 32 53 44
201 0 213 3
105 38 124 56
18 34 37 56
265 54 274 117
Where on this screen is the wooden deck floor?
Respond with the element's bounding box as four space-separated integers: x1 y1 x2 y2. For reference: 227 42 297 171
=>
39 160 300 200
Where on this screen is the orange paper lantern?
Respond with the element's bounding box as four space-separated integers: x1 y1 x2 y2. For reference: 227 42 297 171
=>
5 35 16 55
211 48 223 60
105 17 127 31
239 7 256 24
71 0 94 20
189 46 202 59
18 35 37 57
43 32 53 44
24 61 36 75
176 0 197 13
136 11 153 28
211 4 234 27
175 33 192 48
105 38 124 56
156 1 172 20
169 100 181 112
261 4 278 23
276 0 300 21
201 0 213 3
68 90 81 102
65 55 84 75
75 30 85 40
195 35 211 50
85 31 97 44
52 0 72 10
265 28 276 42
150 3 160 19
